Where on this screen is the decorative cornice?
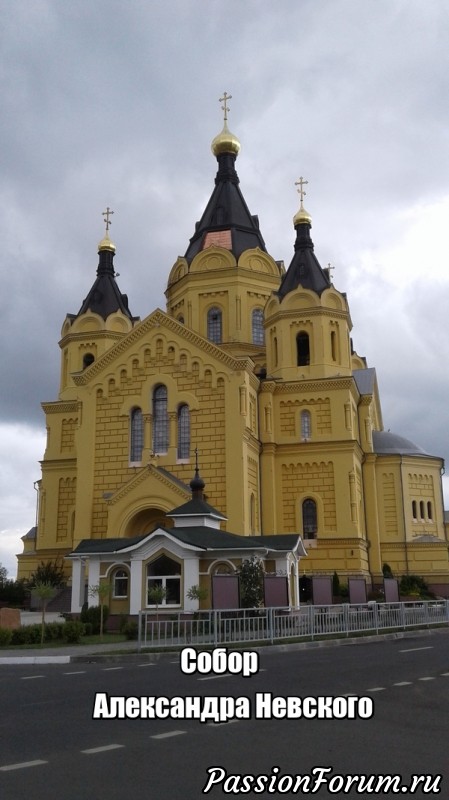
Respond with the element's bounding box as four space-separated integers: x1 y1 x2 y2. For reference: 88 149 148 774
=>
59 330 126 349
72 309 256 386
271 377 354 393
266 307 349 326
41 401 80 415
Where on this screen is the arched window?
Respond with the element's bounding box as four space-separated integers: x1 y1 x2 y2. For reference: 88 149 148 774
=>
412 500 417 520
207 307 222 344
112 569 129 598
427 501 433 521
300 410 311 440
83 353 95 369
130 407 144 463
297 332 310 366
419 501 425 520
147 554 181 606
153 385 168 454
302 498 317 539
252 308 265 345
331 331 337 362
177 404 190 460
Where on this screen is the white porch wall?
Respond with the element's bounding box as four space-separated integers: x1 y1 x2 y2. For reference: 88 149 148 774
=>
183 557 200 610
130 559 143 615
70 559 85 613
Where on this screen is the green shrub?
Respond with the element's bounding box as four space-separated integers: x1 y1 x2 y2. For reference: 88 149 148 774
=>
83 622 93 636
11 624 42 645
45 622 64 640
0 627 12 646
123 620 138 640
400 575 432 597
79 605 109 634
63 621 84 643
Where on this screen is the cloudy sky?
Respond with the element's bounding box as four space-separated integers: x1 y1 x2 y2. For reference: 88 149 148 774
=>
1 0 449 578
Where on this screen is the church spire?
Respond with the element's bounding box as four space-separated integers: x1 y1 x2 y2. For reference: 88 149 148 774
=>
75 210 136 321
277 178 330 299
184 93 266 263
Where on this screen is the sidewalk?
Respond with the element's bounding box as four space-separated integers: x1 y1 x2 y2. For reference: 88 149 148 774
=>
0 623 445 665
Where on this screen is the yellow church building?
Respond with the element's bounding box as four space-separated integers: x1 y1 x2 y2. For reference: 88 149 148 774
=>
18 102 449 608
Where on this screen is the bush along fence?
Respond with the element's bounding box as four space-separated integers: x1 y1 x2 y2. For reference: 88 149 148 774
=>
138 600 449 650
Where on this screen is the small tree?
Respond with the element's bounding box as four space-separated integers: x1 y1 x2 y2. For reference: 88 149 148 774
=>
33 582 55 645
186 584 209 609
238 557 264 608
382 563 394 579
88 583 110 640
30 559 65 588
147 584 167 621
0 563 8 587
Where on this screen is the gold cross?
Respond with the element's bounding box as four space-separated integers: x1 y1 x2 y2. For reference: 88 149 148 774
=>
295 177 308 204
219 92 232 122
102 206 114 232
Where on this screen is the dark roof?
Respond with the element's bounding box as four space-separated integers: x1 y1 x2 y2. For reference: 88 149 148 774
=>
184 152 266 264
68 535 147 555
277 221 331 299
22 526 37 540
372 430 429 456
353 368 376 395
76 248 137 322
169 497 227 520
68 529 302 556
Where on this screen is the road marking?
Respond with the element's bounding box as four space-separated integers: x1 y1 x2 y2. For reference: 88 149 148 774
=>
64 671 86 675
342 693 358 697
441 672 449 677
102 667 123 671
418 676 435 681
138 663 156 667
150 730 186 740
198 668 266 681
394 682 412 686
20 675 45 680
82 744 125 755
367 687 385 692
0 760 48 772
207 718 240 727
400 646 434 653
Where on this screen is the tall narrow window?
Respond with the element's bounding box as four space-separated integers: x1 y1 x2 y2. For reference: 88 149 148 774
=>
177 404 190 460
427 501 433 521
130 407 144 463
252 308 265 345
412 500 417 520
207 307 222 344
302 498 317 539
147 555 181 606
273 336 278 366
113 569 129 598
297 332 310 366
153 385 168 454
300 410 311 440
419 500 425 520
331 331 337 362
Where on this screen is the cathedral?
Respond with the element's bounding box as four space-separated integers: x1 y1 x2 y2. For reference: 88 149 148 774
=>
18 99 449 611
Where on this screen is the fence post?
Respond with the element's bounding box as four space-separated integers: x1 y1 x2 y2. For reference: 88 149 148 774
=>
446 600 449 623
343 603 349 637
424 601 429 628
213 610 218 646
311 605 315 641
138 610 142 652
269 607 274 644
373 602 379 635
401 602 406 630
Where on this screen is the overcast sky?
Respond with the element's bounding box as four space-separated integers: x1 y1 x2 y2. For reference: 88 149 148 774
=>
1 0 449 578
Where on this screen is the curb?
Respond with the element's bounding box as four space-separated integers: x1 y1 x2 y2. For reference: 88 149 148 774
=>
1 626 445 665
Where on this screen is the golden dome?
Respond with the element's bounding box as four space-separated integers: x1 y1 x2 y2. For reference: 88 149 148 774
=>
293 202 312 227
98 231 116 252
211 120 241 157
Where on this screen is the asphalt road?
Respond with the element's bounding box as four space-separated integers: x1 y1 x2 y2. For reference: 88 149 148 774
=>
0 631 448 799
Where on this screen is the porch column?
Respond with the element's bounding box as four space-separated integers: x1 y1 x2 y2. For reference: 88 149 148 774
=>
130 559 143 615
70 558 85 613
183 557 200 610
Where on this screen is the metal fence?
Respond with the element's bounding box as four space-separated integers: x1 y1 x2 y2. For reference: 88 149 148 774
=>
138 600 449 650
